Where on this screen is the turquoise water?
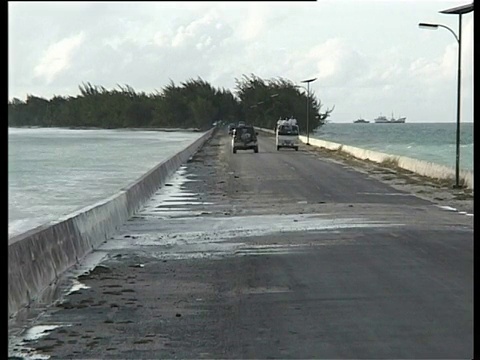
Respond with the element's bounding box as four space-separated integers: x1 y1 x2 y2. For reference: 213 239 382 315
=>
313 122 473 171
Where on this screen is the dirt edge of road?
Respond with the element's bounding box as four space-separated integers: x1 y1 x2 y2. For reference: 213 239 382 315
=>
303 142 473 215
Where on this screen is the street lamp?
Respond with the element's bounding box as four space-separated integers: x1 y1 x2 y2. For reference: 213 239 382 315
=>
418 2 473 188
267 94 279 128
300 77 317 145
250 94 279 126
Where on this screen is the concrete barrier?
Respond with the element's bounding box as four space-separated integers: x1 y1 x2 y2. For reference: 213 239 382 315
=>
8 128 215 320
257 127 473 189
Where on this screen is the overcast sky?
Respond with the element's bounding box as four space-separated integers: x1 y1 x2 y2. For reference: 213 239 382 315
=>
8 1 473 123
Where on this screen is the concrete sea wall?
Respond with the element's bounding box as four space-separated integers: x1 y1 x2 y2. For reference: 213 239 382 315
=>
299 135 473 190
8 128 215 320
258 128 473 189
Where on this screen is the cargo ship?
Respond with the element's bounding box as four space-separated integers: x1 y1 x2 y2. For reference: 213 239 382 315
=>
374 114 406 123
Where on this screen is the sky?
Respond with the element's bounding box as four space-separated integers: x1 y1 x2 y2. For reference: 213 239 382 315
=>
8 1 474 123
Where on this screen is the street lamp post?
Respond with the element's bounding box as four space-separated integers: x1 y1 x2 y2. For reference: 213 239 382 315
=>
268 93 279 128
419 22 461 186
250 93 279 127
418 2 473 188
301 77 317 145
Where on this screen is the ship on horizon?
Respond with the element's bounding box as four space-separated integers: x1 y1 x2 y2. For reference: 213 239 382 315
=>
354 118 370 123
374 113 406 123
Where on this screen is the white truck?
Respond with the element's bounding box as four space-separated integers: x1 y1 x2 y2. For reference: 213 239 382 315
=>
276 117 299 151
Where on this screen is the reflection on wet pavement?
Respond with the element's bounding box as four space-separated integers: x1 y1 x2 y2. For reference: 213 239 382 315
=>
103 165 405 261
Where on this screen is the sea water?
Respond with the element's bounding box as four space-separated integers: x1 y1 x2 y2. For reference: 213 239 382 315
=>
8 127 205 238
313 122 473 171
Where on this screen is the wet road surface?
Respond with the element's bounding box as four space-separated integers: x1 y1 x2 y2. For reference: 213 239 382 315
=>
9 129 473 359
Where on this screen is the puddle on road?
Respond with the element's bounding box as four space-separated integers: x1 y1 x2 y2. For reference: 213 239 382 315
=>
106 164 406 260
140 210 213 218
437 205 458 212
163 193 198 198
23 325 64 341
436 205 473 217
104 212 403 260
156 201 214 206
66 279 90 295
237 286 292 295
121 214 403 242
141 166 211 217
150 207 190 211
9 324 71 360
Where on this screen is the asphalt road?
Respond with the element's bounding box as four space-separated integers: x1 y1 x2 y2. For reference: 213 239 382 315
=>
9 128 473 359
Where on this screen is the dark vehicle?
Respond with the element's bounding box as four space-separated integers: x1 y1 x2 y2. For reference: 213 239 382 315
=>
228 123 236 135
232 125 258 153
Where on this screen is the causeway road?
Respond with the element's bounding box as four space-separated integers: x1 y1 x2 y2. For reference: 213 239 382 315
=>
9 128 473 359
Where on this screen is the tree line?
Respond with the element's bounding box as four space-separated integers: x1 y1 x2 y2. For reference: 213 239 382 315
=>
8 74 334 133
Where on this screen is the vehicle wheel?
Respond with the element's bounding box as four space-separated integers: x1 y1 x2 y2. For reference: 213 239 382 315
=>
277 146 280 151
233 147 237 154
254 147 258 153
295 146 298 151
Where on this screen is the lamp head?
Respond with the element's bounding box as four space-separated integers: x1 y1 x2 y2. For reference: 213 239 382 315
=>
301 77 317 83
419 23 439 30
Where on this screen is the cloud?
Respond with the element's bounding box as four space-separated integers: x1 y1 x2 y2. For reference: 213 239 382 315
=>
461 16 473 98
34 32 85 84
53 11 239 95
409 15 473 107
239 7 267 40
171 13 218 48
284 38 372 88
410 44 457 84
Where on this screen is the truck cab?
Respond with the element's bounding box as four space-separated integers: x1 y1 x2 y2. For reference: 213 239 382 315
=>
276 117 299 151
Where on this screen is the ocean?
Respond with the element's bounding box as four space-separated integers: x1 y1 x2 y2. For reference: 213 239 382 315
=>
8 127 205 238
8 123 473 238
313 122 473 171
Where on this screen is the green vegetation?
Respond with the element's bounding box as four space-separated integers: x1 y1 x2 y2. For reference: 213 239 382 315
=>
380 157 400 168
8 74 334 131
